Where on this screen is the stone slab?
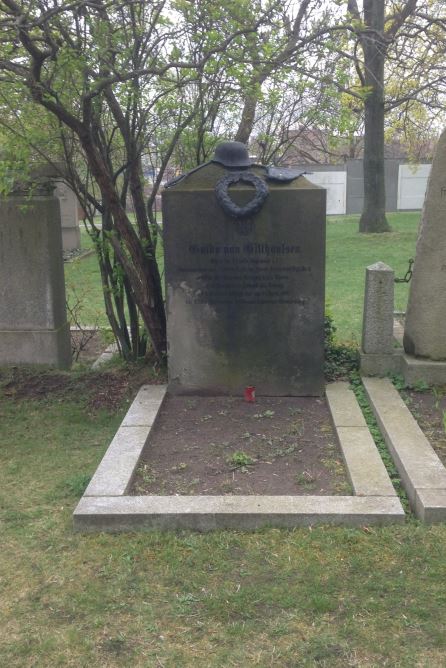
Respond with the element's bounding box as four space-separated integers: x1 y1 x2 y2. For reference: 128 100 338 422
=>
336 427 397 497
404 127 446 360
84 385 167 496
0 194 71 369
326 382 367 427
415 489 446 523
0 196 67 330
73 494 405 531
61 226 81 251
91 342 119 370
163 163 326 396
360 349 403 377
393 317 404 346
326 382 397 497
363 377 446 512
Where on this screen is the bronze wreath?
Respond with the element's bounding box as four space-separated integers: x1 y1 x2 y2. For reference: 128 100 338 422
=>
215 171 269 219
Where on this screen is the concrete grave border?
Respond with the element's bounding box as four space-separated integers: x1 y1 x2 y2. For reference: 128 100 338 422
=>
73 382 405 531
363 377 446 523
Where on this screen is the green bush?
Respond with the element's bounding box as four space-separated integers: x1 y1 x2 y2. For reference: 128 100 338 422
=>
324 311 359 381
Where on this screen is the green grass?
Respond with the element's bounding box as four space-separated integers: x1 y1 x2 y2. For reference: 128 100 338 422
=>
326 211 419 342
1 369 446 666
66 212 419 342
65 229 105 326
65 226 165 328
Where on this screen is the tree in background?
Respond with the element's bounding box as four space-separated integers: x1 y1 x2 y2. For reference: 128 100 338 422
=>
344 0 445 232
228 0 444 232
233 0 338 145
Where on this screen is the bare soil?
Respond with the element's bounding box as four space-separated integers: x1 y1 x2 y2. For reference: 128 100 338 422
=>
402 386 446 466
132 393 351 496
0 363 166 412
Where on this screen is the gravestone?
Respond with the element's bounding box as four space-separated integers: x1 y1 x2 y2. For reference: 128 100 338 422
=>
362 261 394 356
162 143 326 396
0 184 71 368
404 128 446 360
360 261 403 376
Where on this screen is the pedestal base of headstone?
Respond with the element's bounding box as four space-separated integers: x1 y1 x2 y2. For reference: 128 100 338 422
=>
0 323 71 369
360 349 403 377
400 353 446 386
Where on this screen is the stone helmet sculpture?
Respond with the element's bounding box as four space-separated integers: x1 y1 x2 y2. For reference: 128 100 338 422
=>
212 141 252 168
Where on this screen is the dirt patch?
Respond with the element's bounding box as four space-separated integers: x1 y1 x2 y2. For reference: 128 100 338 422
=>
0 363 166 412
132 394 351 496
402 386 446 466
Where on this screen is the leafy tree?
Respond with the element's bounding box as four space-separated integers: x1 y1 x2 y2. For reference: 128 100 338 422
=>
0 0 269 361
233 0 336 144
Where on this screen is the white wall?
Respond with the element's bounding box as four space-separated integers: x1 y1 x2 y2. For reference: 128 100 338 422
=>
304 171 347 215
397 164 431 210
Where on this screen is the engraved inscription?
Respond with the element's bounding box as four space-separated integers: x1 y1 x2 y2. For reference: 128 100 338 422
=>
182 242 310 305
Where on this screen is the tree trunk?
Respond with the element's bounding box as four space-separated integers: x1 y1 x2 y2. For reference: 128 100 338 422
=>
234 72 268 145
234 92 258 144
359 0 391 233
80 134 167 360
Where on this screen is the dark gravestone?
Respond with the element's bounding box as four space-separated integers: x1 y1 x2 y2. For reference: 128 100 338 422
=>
162 161 326 395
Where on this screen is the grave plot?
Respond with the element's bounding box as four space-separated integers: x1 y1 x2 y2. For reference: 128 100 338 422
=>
131 395 351 497
73 382 405 531
73 143 405 531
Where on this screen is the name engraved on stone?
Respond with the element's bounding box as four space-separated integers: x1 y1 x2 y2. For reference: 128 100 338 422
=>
184 242 309 304
441 187 446 199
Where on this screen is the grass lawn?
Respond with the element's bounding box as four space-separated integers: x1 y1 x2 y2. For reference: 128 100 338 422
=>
1 366 446 667
66 212 420 342
65 226 165 329
326 212 419 343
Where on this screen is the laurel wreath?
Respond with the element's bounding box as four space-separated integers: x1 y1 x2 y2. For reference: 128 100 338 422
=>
214 171 269 219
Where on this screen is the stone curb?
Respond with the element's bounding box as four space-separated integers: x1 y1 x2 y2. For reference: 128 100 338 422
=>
74 495 405 531
326 382 397 498
82 385 167 497
363 377 446 522
73 382 405 531
91 343 119 370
